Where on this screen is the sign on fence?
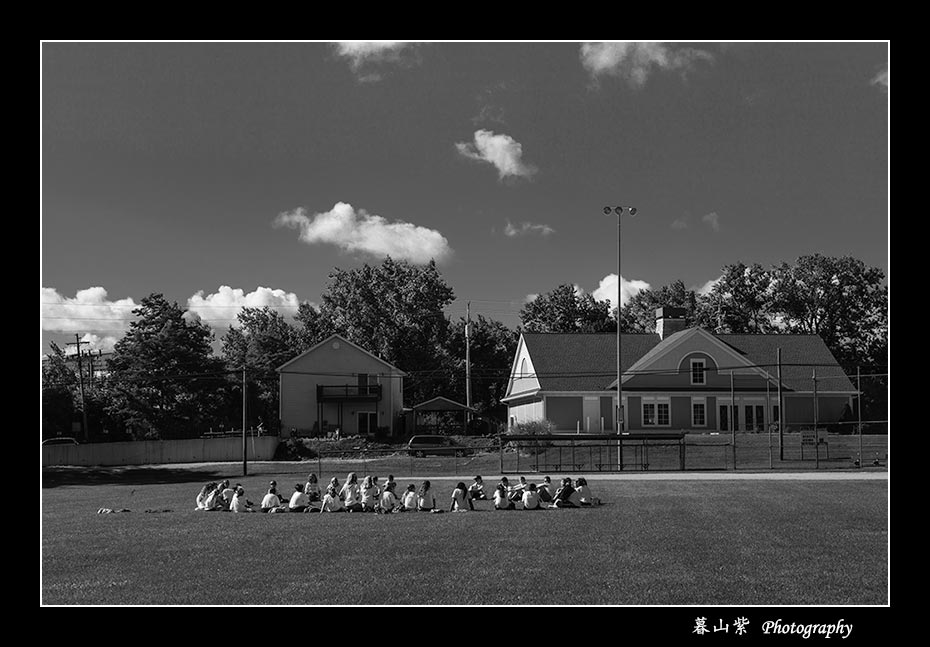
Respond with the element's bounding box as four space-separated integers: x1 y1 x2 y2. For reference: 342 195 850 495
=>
801 428 828 446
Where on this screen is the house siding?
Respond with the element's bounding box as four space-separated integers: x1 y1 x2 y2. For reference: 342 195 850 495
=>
783 395 851 428
627 396 642 429
546 396 583 431
600 396 614 432
671 396 691 429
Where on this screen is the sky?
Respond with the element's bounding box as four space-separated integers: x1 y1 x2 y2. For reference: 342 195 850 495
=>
41 41 889 356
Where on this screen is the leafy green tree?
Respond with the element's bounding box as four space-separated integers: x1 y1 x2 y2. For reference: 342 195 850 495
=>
618 280 699 333
319 257 456 406
443 314 518 418
294 302 333 352
520 284 615 333
42 342 77 438
695 262 777 333
105 294 226 439
221 307 303 432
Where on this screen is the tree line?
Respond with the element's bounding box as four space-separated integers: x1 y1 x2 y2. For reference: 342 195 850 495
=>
42 254 887 440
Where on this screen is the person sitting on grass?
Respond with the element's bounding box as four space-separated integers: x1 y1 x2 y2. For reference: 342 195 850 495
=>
230 486 254 513
574 477 600 506
304 473 321 503
384 475 396 495
340 473 363 513
360 475 379 512
379 481 398 513
372 476 382 497
320 484 345 513
493 483 514 510
260 486 282 513
401 484 418 512
417 480 438 512
508 476 528 503
449 482 474 512
202 483 225 511
521 483 544 510
551 477 581 508
219 480 236 511
195 482 216 510
537 476 555 503
467 476 487 501
288 483 311 513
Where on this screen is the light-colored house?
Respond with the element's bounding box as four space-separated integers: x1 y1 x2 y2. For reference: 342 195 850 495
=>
277 334 406 438
502 307 857 433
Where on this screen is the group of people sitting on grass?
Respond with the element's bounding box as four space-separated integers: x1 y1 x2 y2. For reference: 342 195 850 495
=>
195 473 600 514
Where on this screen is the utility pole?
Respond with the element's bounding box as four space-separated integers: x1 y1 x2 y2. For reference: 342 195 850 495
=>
813 367 819 470
465 301 472 428
777 348 784 461
730 370 736 470
857 366 862 469
67 334 90 442
242 366 248 477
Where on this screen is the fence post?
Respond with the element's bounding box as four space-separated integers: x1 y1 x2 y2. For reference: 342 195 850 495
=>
857 366 862 468
813 368 819 470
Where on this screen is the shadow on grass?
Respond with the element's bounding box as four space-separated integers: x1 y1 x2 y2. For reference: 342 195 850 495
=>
42 466 226 488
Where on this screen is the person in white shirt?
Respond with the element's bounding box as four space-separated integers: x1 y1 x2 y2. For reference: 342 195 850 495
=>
467 476 487 501
203 483 225 511
574 477 599 506
340 473 363 512
508 476 528 503
494 483 514 510
449 482 473 512
379 482 398 513
417 480 437 512
195 482 215 510
521 483 543 510
260 486 282 513
289 483 311 512
401 484 418 511
219 480 236 511
304 474 321 503
230 487 254 513
320 485 345 513
359 475 379 512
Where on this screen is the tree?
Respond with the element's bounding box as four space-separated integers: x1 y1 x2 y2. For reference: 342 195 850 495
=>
105 294 226 439
221 307 303 432
42 342 76 438
618 280 699 333
319 257 456 406
520 284 615 333
696 262 777 333
443 314 518 419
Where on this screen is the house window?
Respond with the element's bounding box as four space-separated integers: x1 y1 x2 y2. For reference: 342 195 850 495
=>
772 405 780 423
643 400 670 427
520 358 528 377
745 405 754 430
692 401 706 426
691 359 706 385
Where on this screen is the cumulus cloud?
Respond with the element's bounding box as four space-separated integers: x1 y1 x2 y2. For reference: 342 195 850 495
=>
504 220 555 237
671 218 689 230
871 65 889 90
275 202 452 264
332 42 415 80
63 333 118 355
187 286 304 327
455 130 537 180
41 287 137 334
696 275 722 295
591 274 652 310
525 293 539 303
580 42 714 87
702 212 720 232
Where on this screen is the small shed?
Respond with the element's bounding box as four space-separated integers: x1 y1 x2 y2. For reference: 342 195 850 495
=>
409 397 476 435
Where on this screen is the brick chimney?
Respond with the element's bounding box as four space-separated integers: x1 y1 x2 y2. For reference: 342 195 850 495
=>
656 307 687 340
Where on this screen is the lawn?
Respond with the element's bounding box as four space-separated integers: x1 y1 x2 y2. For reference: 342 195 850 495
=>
41 465 888 605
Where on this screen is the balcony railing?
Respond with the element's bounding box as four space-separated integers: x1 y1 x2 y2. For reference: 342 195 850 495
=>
317 384 383 401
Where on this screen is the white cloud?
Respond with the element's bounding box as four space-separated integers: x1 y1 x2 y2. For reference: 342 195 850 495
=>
63 333 118 356
525 293 538 303
41 287 137 334
455 130 537 180
187 286 304 327
871 66 889 90
332 42 415 80
580 42 714 87
671 218 689 230
702 212 720 232
696 275 722 296
504 220 555 237
275 202 452 264
591 274 652 310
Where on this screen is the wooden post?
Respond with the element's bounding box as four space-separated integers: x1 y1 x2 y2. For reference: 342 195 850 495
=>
857 366 863 468
813 368 819 470
777 348 784 461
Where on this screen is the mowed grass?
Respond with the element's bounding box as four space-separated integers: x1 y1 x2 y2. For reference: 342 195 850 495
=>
42 468 887 605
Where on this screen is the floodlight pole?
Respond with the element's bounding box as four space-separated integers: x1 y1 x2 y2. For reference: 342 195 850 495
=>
604 205 637 470
242 366 248 477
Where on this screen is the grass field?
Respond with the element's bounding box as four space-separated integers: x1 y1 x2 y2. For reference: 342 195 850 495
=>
42 464 888 605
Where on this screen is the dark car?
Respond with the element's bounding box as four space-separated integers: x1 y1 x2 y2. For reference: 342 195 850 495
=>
41 437 79 446
405 435 466 457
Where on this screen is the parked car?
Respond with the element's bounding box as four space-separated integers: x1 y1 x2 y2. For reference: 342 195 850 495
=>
405 435 466 457
42 437 79 446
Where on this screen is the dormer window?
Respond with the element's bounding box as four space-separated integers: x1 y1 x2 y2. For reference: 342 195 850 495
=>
691 359 706 385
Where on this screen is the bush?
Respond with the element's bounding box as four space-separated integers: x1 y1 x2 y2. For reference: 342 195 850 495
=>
273 438 318 461
505 420 555 454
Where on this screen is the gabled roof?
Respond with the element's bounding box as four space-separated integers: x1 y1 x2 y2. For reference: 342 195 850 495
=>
520 333 659 392
276 333 407 375
518 330 856 393
412 396 475 412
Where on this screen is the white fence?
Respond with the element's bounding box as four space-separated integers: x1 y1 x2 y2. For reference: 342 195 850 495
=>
42 436 279 467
